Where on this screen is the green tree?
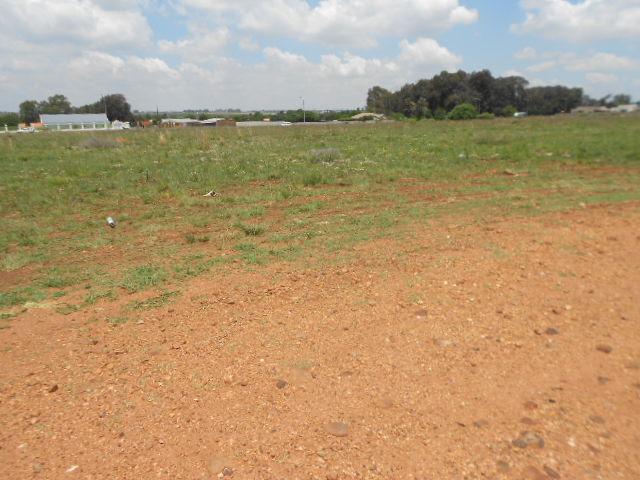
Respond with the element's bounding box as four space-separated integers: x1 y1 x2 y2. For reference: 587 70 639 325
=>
0 112 20 126
448 103 478 120
39 94 72 114
366 86 395 114
19 100 39 124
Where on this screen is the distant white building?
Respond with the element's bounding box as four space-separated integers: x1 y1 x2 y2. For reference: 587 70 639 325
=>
610 104 638 113
40 113 110 129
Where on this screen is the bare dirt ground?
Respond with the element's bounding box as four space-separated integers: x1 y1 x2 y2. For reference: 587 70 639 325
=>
1 203 639 480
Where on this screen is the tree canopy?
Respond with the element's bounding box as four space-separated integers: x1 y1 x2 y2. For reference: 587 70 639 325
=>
18 93 134 123
366 70 588 117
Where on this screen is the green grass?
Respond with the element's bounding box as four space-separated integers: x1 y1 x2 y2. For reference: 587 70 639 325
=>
128 290 180 310
1 116 639 314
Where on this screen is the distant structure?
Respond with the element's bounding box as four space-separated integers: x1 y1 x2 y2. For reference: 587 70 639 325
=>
160 118 236 127
351 112 385 121
40 113 110 130
572 104 638 114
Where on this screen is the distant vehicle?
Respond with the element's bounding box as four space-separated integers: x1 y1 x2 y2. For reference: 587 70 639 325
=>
281 121 292 126
17 126 36 133
514 112 528 118
111 120 131 130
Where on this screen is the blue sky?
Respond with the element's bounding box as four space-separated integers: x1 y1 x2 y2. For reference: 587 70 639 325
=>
0 0 638 111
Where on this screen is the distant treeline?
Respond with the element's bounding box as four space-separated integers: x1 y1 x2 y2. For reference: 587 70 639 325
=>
17 94 134 124
367 70 634 118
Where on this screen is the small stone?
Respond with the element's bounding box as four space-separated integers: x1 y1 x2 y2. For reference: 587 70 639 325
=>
65 465 79 474
624 361 640 370
208 456 232 475
414 309 428 319
32 462 43 473
48 384 59 393
325 421 349 437
597 376 610 385
523 400 538 411
276 379 288 389
596 344 613 354
544 466 561 479
589 415 605 424
512 431 544 449
473 419 489 428
522 466 547 480
222 467 234 477
545 328 559 335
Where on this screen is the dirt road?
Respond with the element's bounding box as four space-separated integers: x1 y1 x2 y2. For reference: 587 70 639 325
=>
1 204 639 479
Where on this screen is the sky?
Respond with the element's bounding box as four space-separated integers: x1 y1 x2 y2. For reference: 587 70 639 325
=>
0 0 639 112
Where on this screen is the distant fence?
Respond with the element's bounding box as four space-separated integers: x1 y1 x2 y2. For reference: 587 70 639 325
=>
2 122 112 133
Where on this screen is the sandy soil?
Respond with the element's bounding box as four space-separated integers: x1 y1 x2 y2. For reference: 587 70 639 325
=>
1 203 639 479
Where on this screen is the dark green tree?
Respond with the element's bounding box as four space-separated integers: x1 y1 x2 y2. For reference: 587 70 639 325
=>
39 94 72 114
19 100 39 124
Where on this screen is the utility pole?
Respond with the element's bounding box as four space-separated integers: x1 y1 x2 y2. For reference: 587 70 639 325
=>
300 97 305 123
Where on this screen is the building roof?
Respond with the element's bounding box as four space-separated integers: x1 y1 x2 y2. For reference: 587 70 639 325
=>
40 113 109 125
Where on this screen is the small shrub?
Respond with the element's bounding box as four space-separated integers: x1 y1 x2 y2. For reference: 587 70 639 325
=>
302 171 325 186
433 108 447 120
501 105 517 117
477 112 496 120
78 137 119 149
309 148 341 164
448 103 478 120
121 265 166 293
236 223 265 236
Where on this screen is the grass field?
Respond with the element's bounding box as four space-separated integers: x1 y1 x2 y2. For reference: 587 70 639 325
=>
1 115 639 318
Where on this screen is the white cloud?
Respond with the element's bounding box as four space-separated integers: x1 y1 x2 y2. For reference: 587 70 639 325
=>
512 0 640 42
586 72 618 84
526 60 557 73
182 0 478 48
565 52 638 71
158 27 230 63
0 0 152 47
398 38 461 69
515 47 538 60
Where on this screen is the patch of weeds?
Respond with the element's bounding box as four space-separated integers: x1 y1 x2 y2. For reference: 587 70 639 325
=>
52 291 66 299
83 289 117 305
0 287 46 308
0 312 17 320
121 265 167 293
185 233 210 244
289 201 324 214
309 147 341 164
237 206 266 220
234 242 266 264
235 222 265 236
128 290 180 310
39 268 80 288
278 186 297 200
302 171 326 187
78 137 119 149
55 303 79 315
107 316 129 325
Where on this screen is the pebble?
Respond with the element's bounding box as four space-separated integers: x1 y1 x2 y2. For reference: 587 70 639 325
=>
522 466 547 480
544 466 561 479
222 467 234 477
512 431 545 449
596 344 613 354
208 456 232 476
48 384 59 393
65 465 79 474
545 328 559 335
276 379 288 389
325 421 349 437
597 376 610 385
589 415 605 424
473 419 489 428
414 309 428 320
